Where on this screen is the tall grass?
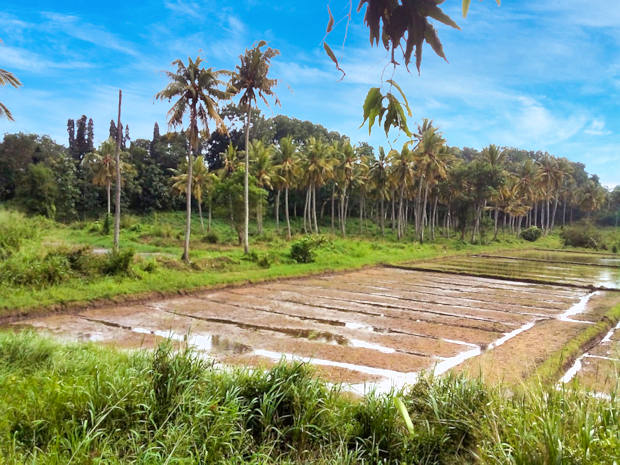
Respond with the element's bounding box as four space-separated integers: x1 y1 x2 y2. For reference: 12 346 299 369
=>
0 332 617 464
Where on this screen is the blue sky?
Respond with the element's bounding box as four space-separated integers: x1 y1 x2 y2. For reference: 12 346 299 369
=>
1 0 618 186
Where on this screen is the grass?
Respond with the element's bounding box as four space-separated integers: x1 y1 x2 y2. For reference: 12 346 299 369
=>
530 300 620 386
0 209 569 316
0 331 617 464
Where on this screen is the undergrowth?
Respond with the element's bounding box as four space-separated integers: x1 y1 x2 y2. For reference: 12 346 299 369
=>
0 332 617 464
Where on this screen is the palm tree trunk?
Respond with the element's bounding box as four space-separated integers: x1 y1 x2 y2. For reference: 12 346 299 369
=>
285 187 291 240
331 188 335 232
243 106 252 254
420 183 429 243
303 187 310 234
493 206 499 240
551 198 559 231
431 195 438 241
275 189 280 232
198 198 204 233
380 194 385 236
312 184 319 233
106 181 111 215
113 90 123 253
208 197 212 232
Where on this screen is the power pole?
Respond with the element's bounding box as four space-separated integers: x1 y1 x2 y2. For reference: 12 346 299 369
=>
113 90 122 252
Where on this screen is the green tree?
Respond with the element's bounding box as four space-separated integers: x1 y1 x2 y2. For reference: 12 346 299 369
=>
249 140 274 235
156 57 232 262
274 136 298 240
231 41 280 253
171 155 217 232
15 163 58 218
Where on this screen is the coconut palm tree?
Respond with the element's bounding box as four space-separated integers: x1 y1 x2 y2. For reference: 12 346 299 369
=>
389 145 416 240
156 56 232 262
249 140 274 234
171 156 216 232
274 136 298 240
413 126 447 242
84 139 131 215
0 68 21 121
370 147 390 235
332 141 356 236
231 41 279 253
301 137 333 234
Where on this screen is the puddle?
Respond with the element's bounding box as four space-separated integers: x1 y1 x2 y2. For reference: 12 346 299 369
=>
557 292 598 323
132 328 250 355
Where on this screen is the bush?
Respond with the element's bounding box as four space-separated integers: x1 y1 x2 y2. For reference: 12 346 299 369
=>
102 213 111 235
0 210 41 258
257 255 271 269
102 249 135 275
560 225 604 249
290 236 327 264
520 226 542 242
202 231 219 244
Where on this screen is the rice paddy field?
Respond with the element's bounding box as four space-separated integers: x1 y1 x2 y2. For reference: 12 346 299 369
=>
11 249 620 397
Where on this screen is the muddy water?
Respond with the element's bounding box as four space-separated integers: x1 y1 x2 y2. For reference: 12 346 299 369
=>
409 252 620 290
10 258 600 391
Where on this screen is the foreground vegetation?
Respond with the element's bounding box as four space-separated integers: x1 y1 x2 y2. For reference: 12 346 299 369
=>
1 208 589 316
0 331 617 464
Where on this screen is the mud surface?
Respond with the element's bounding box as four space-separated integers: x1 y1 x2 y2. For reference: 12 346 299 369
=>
11 253 603 393
406 251 620 290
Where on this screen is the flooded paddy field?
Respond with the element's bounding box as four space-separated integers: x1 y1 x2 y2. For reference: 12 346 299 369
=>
402 250 620 290
9 248 617 394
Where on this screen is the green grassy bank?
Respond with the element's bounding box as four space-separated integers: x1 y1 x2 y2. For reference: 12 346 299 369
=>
0 209 565 317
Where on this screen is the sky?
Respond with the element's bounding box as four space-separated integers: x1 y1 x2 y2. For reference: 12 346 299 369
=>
1 0 618 186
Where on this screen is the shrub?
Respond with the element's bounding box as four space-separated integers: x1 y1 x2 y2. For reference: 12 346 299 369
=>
613 244 618 254
102 213 111 235
202 231 219 244
102 249 135 275
560 225 604 249
290 236 327 263
520 226 542 242
257 255 271 269
0 210 41 258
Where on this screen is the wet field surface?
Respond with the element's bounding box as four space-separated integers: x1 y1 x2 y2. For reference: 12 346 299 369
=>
12 248 618 394
404 250 620 290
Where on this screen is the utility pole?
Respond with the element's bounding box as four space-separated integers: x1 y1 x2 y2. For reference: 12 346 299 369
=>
113 90 122 252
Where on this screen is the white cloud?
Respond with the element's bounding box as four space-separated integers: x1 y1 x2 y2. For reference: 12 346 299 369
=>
584 118 612 136
40 12 139 57
0 45 94 72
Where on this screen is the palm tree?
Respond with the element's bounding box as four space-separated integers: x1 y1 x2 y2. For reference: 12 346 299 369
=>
389 145 416 240
249 140 274 234
231 41 279 253
301 137 333 234
413 126 447 242
481 145 506 239
171 156 216 232
0 68 21 120
274 137 298 240
156 56 232 262
332 141 356 236
370 147 390 235
84 139 125 215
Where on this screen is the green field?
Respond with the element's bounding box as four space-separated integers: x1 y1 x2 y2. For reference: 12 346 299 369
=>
0 209 566 316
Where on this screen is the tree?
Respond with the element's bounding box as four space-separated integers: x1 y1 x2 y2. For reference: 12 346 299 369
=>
0 68 21 120
84 139 116 215
301 137 333 234
370 147 390 235
249 140 274 235
156 56 232 262
274 136 298 239
231 41 280 253
171 155 216 232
